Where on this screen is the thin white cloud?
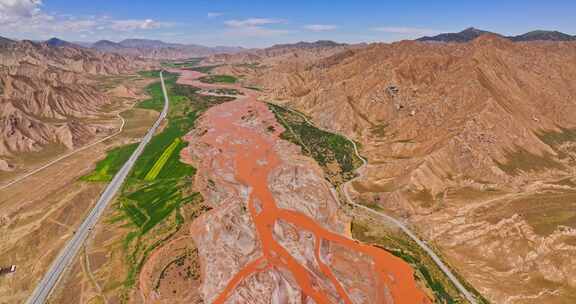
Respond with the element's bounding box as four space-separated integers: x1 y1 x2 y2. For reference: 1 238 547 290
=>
207 12 223 18
0 0 41 20
227 27 292 37
304 24 337 32
371 26 441 36
223 18 290 37
109 19 163 31
224 18 284 28
0 0 168 38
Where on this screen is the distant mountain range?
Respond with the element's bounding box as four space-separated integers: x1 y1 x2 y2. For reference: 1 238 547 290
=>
15 37 246 60
269 40 348 50
202 40 352 65
417 27 576 43
0 36 15 45
45 37 80 48
88 38 244 59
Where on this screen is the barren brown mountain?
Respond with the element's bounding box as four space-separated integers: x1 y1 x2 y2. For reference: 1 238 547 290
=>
0 39 152 172
203 40 355 68
227 35 576 303
5 31 576 303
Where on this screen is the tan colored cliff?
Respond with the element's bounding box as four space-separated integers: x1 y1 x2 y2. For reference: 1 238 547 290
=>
0 40 154 171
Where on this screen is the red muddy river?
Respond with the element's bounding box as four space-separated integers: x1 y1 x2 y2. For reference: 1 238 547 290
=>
178 69 431 304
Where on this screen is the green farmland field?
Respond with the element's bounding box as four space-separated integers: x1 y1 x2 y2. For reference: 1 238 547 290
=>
83 70 235 290
81 144 137 182
144 138 182 181
269 103 362 186
198 74 238 84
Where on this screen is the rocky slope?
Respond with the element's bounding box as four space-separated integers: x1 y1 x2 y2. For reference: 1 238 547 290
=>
257 35 576 193
0 38 152 171
243 35 576 303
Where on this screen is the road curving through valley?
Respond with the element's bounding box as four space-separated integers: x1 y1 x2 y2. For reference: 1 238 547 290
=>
268 101 479 304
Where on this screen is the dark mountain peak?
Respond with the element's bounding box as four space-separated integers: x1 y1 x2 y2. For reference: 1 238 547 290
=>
510 30 575 42
417 27 498 43
93 40 122 48
462 27 482 33
45 37 75 47
417 28 576 43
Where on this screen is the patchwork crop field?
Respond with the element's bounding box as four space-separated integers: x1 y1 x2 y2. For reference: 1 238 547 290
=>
82 70 234 290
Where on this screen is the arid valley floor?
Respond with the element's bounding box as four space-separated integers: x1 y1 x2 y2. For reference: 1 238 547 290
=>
2 29 576 304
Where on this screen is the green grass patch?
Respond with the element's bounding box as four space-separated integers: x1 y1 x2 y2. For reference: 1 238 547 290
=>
122 180 199 233
84 70 235 291
269 103 362 186
137 72 179 112
81 144 138 182
198 74 237 84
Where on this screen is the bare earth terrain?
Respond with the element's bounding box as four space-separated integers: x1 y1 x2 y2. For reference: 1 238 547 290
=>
7 32 576 303
0 74 157 303
230 36 576 303
48 66 477 304
177 70 430 303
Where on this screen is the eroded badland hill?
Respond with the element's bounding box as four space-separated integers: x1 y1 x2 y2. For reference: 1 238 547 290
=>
0 39 152 173
4 32 576 304
229 35 576 303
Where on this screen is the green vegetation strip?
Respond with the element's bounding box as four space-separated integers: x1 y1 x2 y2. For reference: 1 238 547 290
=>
198 74 238 84
352 220 490 304
161 58 203 69
83 70 235 292
268 103 486 303
144 138 182 181
269 103 361 185
81 144 137 182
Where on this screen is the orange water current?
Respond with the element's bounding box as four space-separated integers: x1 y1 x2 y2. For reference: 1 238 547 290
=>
179 69 431 303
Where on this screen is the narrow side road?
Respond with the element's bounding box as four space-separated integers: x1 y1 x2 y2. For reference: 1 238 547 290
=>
25 71 170 304
0 91 139 191
269 102 478 304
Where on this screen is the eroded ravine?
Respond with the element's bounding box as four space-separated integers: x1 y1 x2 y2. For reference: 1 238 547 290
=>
178 69 431 303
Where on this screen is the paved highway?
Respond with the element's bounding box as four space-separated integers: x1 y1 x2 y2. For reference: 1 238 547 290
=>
269 102 478 304
25 71 170 304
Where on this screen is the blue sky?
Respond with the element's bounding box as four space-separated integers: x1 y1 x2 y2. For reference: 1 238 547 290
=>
1 0 575 47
